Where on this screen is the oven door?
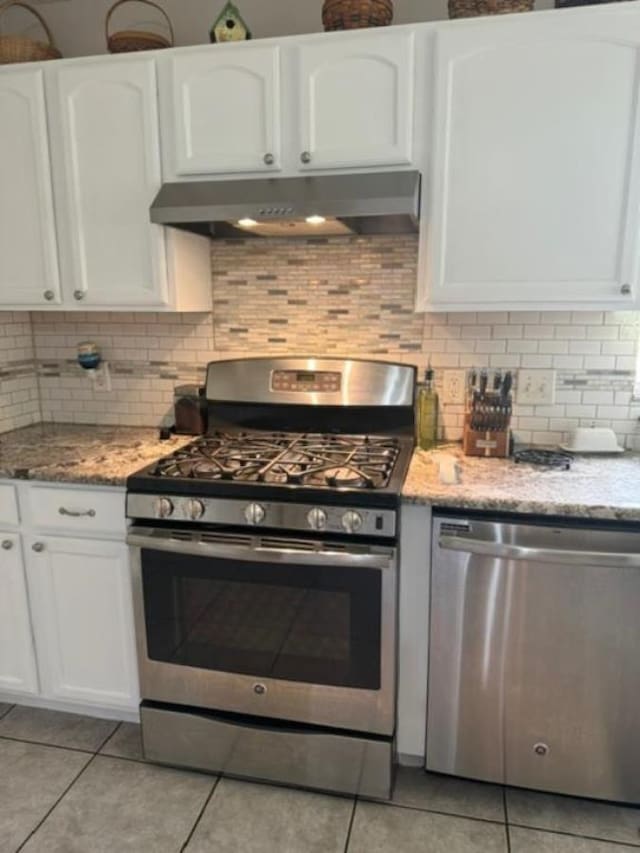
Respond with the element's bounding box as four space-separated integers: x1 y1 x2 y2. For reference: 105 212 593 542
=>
127 526 397 736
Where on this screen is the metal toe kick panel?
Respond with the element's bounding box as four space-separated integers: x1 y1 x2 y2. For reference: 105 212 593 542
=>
141 702 393 800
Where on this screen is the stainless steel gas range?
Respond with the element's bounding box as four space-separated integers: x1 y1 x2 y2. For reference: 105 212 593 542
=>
126 357 416 799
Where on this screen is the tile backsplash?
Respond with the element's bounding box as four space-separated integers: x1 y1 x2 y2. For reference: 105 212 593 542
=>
3 234 640 448
0 312 40 434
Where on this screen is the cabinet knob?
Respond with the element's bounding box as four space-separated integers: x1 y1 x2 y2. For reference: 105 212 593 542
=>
73 290 86 301
43 290 55 301
1 540 13 550
621 283 632 296
32 542 45 553
300 151 312 164
263 152 275 166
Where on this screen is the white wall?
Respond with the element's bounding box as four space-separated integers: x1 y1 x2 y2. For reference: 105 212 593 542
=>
6 0 554 58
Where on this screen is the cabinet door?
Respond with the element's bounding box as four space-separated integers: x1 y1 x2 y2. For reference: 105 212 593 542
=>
0 533 38 696
160 45 281 177
26 536 139 710
296 31 414 171
47 57 168 307
0 67 60 307
422 10 640 310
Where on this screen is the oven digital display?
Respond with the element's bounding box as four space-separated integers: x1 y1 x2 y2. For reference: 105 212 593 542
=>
271 370 342 393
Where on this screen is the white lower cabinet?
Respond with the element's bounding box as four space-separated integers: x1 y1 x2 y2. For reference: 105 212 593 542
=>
0 532 39 697
25 534 139 711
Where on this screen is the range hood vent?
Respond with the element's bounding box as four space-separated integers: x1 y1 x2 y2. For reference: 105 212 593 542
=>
150 170 421 238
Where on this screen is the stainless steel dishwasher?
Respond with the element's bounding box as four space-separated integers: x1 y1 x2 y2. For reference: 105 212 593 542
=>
427 514 640 804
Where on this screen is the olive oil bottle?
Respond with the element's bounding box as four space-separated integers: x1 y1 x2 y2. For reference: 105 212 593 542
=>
416 366 438 450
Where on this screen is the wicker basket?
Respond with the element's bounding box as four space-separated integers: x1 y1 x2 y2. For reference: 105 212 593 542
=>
106 0 173 53
322 0 393 31
0 0 61 64
449 0 534 16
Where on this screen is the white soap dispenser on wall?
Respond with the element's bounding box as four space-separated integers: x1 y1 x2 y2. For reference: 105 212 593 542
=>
76 341 111 391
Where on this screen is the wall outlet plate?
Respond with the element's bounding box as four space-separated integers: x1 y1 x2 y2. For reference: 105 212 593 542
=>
517 369 556 406
442 369 467 405
91 362 112 393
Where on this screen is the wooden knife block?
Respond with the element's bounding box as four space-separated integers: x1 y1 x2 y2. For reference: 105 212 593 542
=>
462 414 510 458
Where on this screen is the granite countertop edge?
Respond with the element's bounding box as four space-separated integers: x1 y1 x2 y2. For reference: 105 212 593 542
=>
2 425 639 522
401 491 640 522
401 447 640 523
0 423 193 489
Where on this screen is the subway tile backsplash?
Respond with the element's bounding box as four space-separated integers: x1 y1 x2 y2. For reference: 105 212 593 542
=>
2 234 640 448
0 311 40 434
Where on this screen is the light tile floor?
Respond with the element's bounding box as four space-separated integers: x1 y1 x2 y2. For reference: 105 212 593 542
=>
1 703 640 852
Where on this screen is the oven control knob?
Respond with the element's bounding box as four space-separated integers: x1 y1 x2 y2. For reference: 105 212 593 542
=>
186 499 205 521
342 510 363 534
154 497 174 519
244 502 266 525
307 507 328 531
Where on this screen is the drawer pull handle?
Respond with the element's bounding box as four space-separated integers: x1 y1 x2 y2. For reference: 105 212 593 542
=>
1 540 13 550
32 542 45 553
59 507 96 518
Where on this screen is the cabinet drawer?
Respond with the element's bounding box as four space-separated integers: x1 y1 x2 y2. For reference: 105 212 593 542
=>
27 485 125 537
0 483 19 526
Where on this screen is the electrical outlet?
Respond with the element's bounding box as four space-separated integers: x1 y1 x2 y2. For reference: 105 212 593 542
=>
517 369 556 406
442 370 467 405
93 362 112 393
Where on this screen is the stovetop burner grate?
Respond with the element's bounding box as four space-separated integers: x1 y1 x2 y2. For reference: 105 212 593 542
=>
152 431 402 490
514 448 573 470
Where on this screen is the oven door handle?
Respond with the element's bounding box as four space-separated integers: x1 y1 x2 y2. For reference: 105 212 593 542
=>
127 529 395 570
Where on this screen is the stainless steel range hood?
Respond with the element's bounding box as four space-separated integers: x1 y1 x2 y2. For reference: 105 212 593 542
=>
150 171 420 238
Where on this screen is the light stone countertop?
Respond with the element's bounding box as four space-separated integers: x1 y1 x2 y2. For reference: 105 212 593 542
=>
402 445 640 522
0 423 192 487
2 425 639 520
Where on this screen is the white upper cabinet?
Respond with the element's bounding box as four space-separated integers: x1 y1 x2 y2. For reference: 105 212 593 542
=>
160 44 282 178
419 9 640 311
0 68 60 307
295 30 415 171
0 533 38 697
47 56 171 308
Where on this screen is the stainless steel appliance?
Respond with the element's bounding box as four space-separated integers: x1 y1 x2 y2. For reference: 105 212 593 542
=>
428 515 640 804
150 170 420 237
126 357 416 799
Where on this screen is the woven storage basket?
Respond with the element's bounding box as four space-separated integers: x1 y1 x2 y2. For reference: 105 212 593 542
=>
449 0 534 16
322 0 393 30
0 0 61 64
106 0 173 53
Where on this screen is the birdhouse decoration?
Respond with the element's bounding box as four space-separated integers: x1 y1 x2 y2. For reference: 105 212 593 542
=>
210 2 251 43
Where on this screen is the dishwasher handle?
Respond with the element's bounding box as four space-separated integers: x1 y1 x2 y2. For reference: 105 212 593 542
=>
438 535 640 569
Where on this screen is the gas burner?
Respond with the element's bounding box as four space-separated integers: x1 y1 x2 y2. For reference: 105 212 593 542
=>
151 431 401 491
514 448 573 470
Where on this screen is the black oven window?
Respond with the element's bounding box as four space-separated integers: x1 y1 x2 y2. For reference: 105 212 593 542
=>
141 551 381 690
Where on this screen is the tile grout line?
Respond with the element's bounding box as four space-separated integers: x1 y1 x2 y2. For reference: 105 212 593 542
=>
0 733 95 757
179 776 221 853
374 798 508 827
15 752 99 853
0 703 14 721
342 797 358 853
503 788 511 853
507 822 640 849
94 721 121 755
